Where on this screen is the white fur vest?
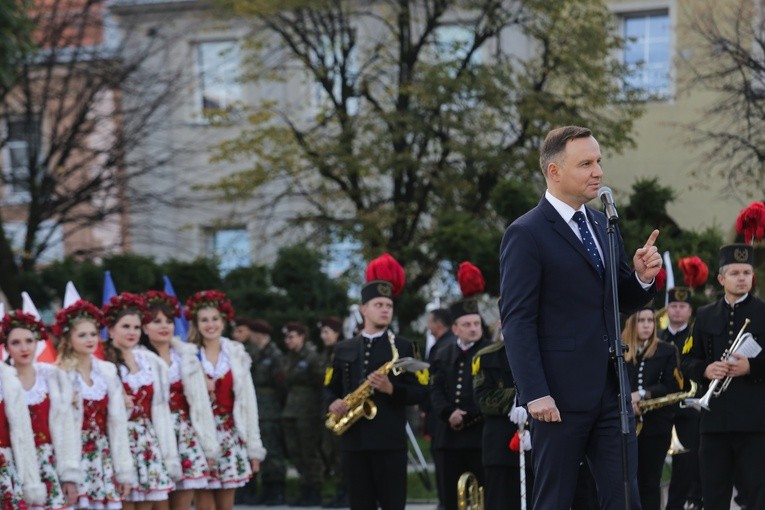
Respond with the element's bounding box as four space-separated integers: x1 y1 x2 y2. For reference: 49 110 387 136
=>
67 357 138 487
170 338 220 460
0 363 46 505
132 348 182 480
34 363 83 484
205 338 266 461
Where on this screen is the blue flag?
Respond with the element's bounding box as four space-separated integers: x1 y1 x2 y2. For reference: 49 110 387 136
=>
163 275 189 341
101 271 118 339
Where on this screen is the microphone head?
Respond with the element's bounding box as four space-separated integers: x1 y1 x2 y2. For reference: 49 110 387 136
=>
598 186 613 200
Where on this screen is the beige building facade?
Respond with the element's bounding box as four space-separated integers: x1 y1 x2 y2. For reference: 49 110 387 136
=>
607 0 753 237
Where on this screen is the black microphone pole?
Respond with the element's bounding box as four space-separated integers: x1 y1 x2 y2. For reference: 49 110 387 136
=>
599 186 632 510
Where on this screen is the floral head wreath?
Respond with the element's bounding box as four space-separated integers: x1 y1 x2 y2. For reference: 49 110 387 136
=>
51 300 104 337
102 292 151 326
184 290 235 321
143 290 181 318
0 310 50 343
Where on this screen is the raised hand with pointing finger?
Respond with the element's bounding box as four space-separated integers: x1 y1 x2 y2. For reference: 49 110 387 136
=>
633 229 662 284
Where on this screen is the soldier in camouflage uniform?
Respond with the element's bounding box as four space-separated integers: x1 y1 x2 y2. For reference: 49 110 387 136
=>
318 317 348 508
249 319 288 506
283 322 325 507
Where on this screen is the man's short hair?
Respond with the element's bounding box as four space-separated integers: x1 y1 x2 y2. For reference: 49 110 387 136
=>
429 308 452 328
539 126 593 177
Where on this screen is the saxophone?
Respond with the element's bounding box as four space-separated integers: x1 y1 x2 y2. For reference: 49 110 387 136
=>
635 381 697 435
325 331 402 436
637 380 698 413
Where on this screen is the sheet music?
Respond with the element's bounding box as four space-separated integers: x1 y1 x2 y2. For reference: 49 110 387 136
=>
733 333 762 358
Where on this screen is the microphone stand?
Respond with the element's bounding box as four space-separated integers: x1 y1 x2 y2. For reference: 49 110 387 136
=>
604 213 633 510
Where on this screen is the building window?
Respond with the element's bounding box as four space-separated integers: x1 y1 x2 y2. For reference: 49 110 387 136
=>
1 117 41 201
207 227 250 274
621 11 671 98
195 40 242 112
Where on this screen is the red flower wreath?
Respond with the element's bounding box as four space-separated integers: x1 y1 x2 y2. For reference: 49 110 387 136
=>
143 290 181 318
0 310 50 343
102 292 151 327
51 300 104 337
184 290 235 321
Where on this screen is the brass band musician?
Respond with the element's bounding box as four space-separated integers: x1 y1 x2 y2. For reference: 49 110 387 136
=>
324 255 427 510
623 304 681 510
682 244 765 510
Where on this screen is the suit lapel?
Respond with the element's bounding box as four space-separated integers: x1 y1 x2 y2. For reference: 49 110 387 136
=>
541 199 603 277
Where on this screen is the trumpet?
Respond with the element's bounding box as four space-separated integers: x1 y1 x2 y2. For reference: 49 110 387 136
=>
685 319 750 411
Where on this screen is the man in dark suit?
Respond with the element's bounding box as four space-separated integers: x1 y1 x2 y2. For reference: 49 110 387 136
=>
499 125 662 509
424 308 457 510
683 244 765 510
325 278 428 510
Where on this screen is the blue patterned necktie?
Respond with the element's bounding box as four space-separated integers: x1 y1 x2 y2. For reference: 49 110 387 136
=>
573 211 604 277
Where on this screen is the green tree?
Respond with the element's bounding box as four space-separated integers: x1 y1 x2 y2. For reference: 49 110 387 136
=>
0 0 32 96
0 0 193 308
210 0 645 295
618 178 723 304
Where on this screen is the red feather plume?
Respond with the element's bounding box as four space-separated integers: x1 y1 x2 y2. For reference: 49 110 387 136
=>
457 262 486 298
365 253 405 297
678 256 709 289
655 267 667 291
735 201 765 244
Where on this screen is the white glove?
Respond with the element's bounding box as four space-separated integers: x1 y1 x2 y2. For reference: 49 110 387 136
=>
520 430 532 451
508 403 528 425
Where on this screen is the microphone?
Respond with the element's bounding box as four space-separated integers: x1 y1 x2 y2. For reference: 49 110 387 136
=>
598 186 619 223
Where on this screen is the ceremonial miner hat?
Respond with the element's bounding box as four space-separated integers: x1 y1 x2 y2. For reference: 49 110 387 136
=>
449 262 485 320
719 243 754 267
667 287 692 304
361 253 405 304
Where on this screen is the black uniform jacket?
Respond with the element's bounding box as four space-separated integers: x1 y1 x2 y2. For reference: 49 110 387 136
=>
324 329 427 451
429 337 490 449
472 341 523 467
683 294 765 433
627 340 681 437
659 325 698 419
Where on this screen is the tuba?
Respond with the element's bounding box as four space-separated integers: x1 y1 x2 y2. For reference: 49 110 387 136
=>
457 472 484 510
325 331 402 436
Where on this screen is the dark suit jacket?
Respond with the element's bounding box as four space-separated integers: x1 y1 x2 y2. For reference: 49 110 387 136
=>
499 196 654 412
323 330 428 451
